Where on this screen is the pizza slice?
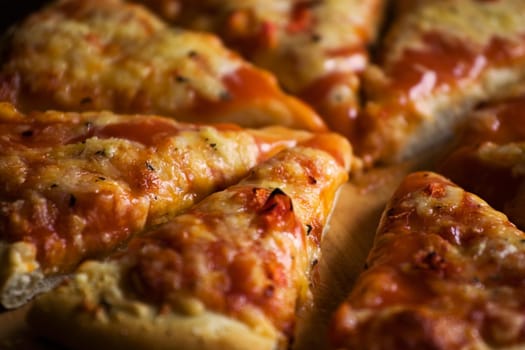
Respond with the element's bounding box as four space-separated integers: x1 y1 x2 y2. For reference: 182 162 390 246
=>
133 0 386 139
0 102 314 309
439 95 525 229
28 133 352 350
356 0 525 165
330 171 525 349
0 0 326 131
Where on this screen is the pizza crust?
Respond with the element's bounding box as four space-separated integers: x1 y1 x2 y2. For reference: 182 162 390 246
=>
28 261 284 350
0 242 63 309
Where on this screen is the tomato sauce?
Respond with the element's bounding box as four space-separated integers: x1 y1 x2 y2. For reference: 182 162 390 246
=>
94 118 188 147
189 66 282 119
300 71 360 139
386 32 525 101
127 186 306 335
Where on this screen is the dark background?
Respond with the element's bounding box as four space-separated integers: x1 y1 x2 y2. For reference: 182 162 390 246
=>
0 2 51 33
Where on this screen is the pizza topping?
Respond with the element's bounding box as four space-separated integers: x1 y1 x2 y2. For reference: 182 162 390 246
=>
0 104 315 279
0 0 323 131
300 71 361 139
356 0 525 164
126 186 304 329
102 135 350 341
331 172 525 349
193 66 287 112
384 31 525 105
395 0 525 91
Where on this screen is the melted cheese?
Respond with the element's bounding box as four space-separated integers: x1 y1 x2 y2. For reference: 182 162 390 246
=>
4 0 238 110
147 0 383 92
134 0 383 138
1 0 325 131
331 172 525 349
0 103 312 296
358 0 525 164
29 133 351 350
386 0 525 65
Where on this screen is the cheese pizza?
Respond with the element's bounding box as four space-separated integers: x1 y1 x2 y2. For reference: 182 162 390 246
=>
0 102 313 309
356 0 525 165
331 171 525 349
439 95 525 230
0 0 326 131
134 0 386 140
28 133 352 350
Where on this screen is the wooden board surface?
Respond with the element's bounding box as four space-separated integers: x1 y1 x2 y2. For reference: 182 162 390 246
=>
0 161 420 350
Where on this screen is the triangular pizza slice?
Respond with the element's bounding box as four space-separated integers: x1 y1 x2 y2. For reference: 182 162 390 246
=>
331 171 525 349
0 102 315 309
356 0 525 164
28 133 352 350
0 0 325 131
133 0 386 139
440 95 525 229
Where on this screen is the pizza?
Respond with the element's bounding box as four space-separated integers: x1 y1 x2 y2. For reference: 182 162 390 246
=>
3 1 525 349
0 101 314 309
28 133 352 350
0 0 326 131
356 0 525 165
439 96 525 230
133 0 386 140
330 171 525 349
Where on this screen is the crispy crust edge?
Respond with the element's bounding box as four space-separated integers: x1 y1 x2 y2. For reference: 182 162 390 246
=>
28 261 283 350
0 241 63 309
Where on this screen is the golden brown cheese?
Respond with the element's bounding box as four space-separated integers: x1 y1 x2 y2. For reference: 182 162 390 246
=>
0 0 325 131
331 171 525 349
356 0 525 165
439 96 525 230
28 133 352 350
134 0 386 139
0 102 313 308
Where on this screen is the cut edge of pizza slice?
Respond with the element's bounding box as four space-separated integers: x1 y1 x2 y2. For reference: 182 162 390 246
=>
0 102 316 309
330 171 525 349
0 0 327 132
355 0 525 165
27 132 352 350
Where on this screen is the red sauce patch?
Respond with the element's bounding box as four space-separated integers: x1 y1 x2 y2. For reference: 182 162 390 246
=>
386 32 525 100
94 118 187 147
191 66 281 117
300 71 360 140
127 186 306 335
